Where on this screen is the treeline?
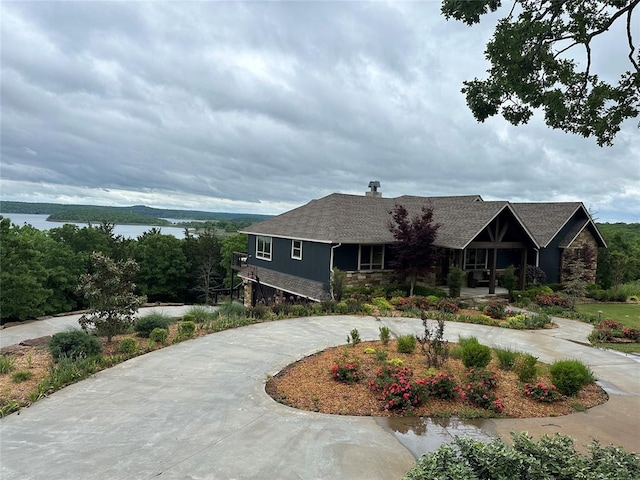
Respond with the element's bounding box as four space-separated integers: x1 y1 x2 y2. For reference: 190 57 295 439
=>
596 223 640 289
0 201 271 223
0 217 247 324
48 208 171 226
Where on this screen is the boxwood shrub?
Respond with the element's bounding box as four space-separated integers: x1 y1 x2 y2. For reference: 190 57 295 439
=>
549 359 595 396
49 330 102 361
134 313 172 338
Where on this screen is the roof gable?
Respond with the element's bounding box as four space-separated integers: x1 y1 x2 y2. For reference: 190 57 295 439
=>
511 202 605 248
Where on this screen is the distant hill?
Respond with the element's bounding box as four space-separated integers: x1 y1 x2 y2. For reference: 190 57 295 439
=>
0 201 272 224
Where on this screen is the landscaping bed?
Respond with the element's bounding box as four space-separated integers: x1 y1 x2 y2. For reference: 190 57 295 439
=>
266 339 608 419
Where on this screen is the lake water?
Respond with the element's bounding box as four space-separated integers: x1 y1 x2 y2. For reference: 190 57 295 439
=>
1 213 188 239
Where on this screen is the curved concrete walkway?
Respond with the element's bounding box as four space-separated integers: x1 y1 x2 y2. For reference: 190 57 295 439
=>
1 315 638 479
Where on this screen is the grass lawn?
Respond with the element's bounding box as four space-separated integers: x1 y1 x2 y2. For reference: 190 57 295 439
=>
595 342 640 354
575 303 640 329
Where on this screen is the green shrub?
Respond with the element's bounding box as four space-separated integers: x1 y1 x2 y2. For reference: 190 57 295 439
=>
149 327 168 345
178 321 196 338
375 350 388 362
213 301 247 318
379 326 391 345
413 286 447 297
249 305 269 319
335 301 349 314
457 336 479 348
11 370 34 383
346 328 361 346
549 359 595 396
372 297 393 311
514 353 538 382
118 337 138 354
49 330 102 361
495 347 519 370
134 313 172 338
186 306 214 323
397 334 417 354
402 432 640 480
461 342 492 368
0 355 15 374
446 267 463 298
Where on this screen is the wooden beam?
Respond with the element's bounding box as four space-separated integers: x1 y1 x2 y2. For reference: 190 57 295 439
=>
467 241 525 249
519 249 527 290
497 221 509 242
489 248 497 294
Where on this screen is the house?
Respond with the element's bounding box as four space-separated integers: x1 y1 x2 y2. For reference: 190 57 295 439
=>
238 184 606 306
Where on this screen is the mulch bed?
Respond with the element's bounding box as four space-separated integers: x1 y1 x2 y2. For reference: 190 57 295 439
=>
266 340 608 418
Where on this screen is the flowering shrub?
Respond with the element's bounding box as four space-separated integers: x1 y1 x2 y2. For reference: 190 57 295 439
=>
460 380 503 413
485 303 506 319
331 360 360 384
368 365 428 412
424 372 458 399
523 382 558 403
534 293 572 308
466 368 498 390
622 327 640 341
437 299 459 314
590 320 639 343
390 295 431 311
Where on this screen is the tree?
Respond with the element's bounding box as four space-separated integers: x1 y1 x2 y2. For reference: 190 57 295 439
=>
220 233 248 288
0 218 52 321
77 252 146 342
387 204 441 296
183 228 224 304
132 232 189 302
441 0 640 146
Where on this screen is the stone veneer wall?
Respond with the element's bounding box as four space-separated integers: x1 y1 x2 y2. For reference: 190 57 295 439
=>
560 228 599 283
343 270 436 289
243 281 253 308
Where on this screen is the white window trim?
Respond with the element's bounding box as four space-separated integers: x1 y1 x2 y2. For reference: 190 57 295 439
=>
291 239 303 260
359 244 384 270
256 235 272 261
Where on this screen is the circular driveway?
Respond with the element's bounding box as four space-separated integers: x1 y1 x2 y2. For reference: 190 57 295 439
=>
1 315 638 479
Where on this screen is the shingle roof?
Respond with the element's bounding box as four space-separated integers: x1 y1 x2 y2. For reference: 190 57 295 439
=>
510 203 583 247
242 194 538 249
238 266 328 301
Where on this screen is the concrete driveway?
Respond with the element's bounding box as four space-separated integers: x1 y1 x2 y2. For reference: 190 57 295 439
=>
1 314 638 479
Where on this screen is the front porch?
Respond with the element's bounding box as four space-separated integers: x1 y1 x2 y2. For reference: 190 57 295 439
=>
460 285 508 299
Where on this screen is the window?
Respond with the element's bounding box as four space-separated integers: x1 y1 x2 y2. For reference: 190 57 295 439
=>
359 245 384 270
465 248 487 270
291 240 303 260
256 236 272 261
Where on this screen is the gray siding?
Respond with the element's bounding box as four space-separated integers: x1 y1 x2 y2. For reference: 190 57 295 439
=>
247 235 332 285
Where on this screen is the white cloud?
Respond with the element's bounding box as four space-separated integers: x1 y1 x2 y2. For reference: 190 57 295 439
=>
1 1 638 222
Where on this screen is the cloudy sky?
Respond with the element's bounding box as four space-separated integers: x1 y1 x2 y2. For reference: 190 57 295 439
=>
1 1 639 222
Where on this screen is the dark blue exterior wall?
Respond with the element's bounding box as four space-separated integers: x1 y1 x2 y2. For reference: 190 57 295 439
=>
333 244 359 270
333 243 393 271
247 235 332 285
538 211 588 283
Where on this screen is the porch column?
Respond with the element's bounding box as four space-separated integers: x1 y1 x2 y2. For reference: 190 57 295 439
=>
489 248 497 294
519 249 528 290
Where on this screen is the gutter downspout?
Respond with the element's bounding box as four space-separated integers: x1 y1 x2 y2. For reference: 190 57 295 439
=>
330 243 342 300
